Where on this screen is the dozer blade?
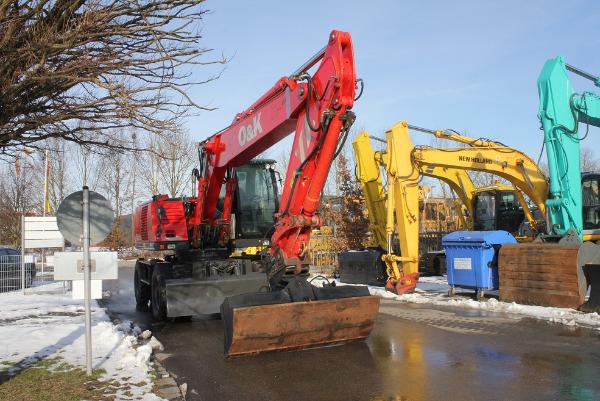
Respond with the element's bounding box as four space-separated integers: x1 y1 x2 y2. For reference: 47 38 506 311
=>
221 278 380 357
498 242 600 309
165 273 268 317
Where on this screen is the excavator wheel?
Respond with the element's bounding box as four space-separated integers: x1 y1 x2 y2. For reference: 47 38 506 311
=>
151 268 168 321
134 265 150 311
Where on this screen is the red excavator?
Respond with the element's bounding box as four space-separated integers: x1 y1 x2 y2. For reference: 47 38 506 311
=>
132 31 379 357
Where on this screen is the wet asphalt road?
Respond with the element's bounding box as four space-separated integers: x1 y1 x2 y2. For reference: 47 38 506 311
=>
104 266 600 401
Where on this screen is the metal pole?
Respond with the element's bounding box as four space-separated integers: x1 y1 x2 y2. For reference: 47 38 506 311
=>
21 215 25 294
43 149 49 217
82 186 92 375
42 149 49 282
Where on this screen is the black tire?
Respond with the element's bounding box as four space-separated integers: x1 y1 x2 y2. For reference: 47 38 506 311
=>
151 269 167 321
134 266 151 311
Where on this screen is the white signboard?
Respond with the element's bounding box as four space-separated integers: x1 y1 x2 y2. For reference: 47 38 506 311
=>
454 257 472 270
23 216 64 249
72 279 102 300
54 251 118 280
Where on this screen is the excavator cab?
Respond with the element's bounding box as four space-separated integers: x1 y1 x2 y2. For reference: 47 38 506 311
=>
472 188 525 234
582 173 600 240
231 160 279 250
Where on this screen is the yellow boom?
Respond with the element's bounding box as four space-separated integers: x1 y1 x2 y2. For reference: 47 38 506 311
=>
353 121 550 292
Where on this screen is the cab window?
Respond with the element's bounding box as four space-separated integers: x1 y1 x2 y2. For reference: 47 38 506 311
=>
499 193 520 211
236 166 278 238
473 193 496 230
582 177 600 230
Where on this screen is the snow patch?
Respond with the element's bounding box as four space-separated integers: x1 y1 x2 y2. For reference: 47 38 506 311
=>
148 337 164 352
308 274 600 331
0 290 165 400
366 277 600 331
140 329 153 340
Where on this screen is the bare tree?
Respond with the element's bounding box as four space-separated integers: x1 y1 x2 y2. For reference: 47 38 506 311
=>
276 149 290 180
537 146 598 177
0 0 223 155
72 142 102 191
157 129 196 197
98 134 134 249
0 157 43 246
140 136 163 197
44 139 71 213
100 143 131 218
581 147 599 173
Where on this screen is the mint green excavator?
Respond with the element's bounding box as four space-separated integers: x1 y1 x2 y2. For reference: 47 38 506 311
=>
499 57 600 311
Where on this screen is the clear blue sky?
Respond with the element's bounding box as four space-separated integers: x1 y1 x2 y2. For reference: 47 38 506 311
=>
185 0 600 160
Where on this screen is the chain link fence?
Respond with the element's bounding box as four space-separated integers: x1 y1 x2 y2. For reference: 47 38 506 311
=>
0 253 34 293
0 250 66 294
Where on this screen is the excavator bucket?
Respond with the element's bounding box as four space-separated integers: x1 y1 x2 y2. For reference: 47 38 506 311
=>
221 278 380 357
499 242 600 309
338 249 387 286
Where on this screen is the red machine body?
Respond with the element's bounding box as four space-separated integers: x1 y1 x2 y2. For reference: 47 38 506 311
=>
134 30 357 279
131 31 379 357
133 195 189 251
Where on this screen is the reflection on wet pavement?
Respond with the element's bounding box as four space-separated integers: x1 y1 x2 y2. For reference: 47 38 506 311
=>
105 266 600 401
367 311 599 401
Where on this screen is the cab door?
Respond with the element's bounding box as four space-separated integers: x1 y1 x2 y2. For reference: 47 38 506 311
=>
582 174 600 237
473 191 496 231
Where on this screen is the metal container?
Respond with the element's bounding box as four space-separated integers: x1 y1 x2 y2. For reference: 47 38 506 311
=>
442 230 517 298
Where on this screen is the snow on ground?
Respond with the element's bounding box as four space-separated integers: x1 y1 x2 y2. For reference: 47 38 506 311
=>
0 285 164 401
310 275 600 331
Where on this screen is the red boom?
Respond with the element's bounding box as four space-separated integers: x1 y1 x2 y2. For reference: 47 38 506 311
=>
196 30 355 273
130 31 380 357
135 30 357 279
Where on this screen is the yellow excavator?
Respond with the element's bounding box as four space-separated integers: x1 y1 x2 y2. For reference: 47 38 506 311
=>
349 131 532 277
344 121 550 293
414 126 600 243
418 185 460 231
410 126 547 237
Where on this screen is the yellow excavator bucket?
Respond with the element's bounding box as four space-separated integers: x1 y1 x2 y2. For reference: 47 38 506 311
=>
499 242 600 309
221 278 380 357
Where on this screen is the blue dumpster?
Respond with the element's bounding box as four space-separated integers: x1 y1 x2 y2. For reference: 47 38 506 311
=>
442 231 517 299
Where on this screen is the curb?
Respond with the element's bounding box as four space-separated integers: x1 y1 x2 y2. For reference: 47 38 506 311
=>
153 353 186 401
